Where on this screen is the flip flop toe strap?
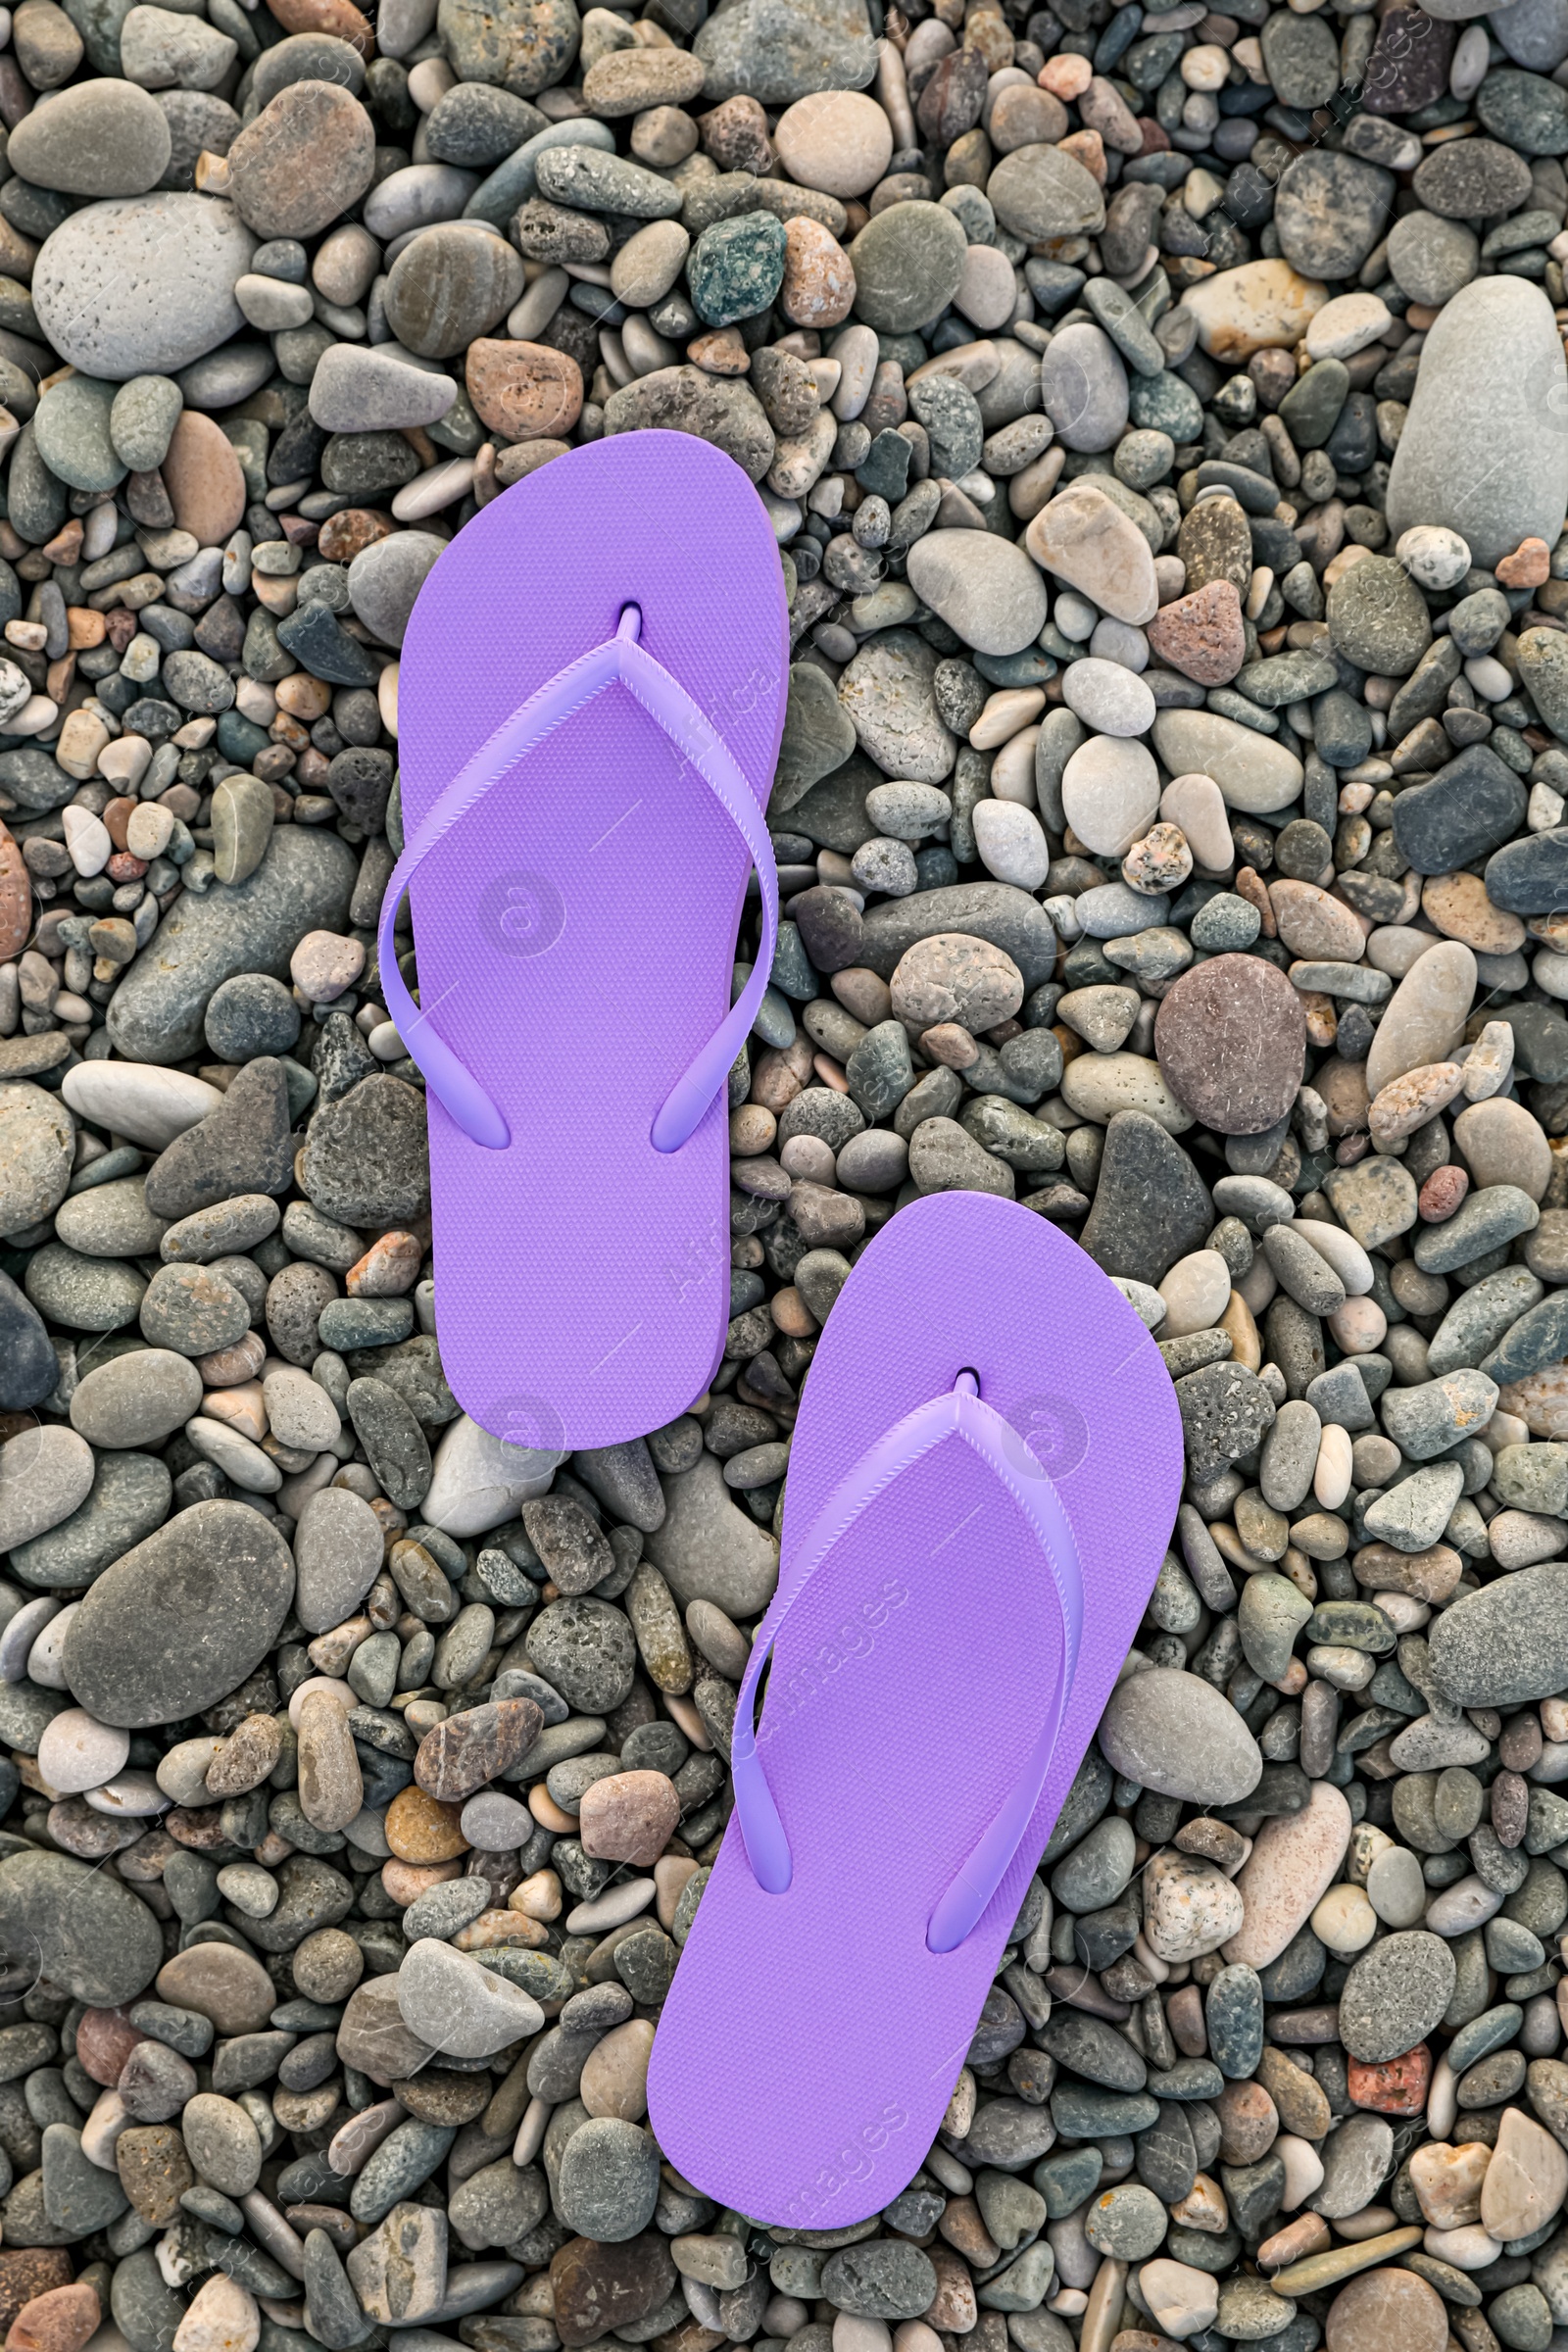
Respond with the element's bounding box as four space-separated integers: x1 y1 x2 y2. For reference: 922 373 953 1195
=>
376 605 779 1152
732 1374 1085 1954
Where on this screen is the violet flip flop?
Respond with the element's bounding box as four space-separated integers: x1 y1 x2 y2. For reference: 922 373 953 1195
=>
378 431 789 1452
647 1192 1184 2229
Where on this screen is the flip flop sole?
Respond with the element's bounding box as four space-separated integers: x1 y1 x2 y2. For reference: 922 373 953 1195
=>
647 1194 1183 2228
395 431 789 1450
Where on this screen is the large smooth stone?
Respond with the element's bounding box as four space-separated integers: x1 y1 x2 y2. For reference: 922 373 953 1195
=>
31 193 254 378
1151 710 1303 814
1428 1560 1568 1704
1097 1665 1263 1804
62 1499 295 1729
1364 939 1476 1094
0 1849 163 2005
1386 277 1568 567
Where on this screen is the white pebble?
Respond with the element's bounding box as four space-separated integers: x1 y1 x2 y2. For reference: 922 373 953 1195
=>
286 1675 356 1729
1450 21 1489 97
1424 2225 1500 2273
36 1706 129 1795
1276 2134 1325 2211
25 1601 79 1689
1464 653 1512 702
1396 523 1470 591
1309 1880 1377 1955
1303 290 1394 362
1062 657 1155 737
1530 780 1566 832
62 803 112 876
1061 734 1159 854
972 799 1051 888
991 726 1040 806
1313 1423 1353 1510
1157 1250 1231 1340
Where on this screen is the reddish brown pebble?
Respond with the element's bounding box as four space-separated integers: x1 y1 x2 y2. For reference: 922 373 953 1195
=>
1418 1162 1468 1221
1347 2041 1431 2115
345 1233 422 1296
577 1769 682 1866
317 509 395 563
0 823 30 959
1166 1983 1207 2056
698 94 771 172
265 0 371 47
1214 2077 1279 2164
466 338 584 440
74 2004 147 2087
1497 536 1550 589
1145 579 1248 684
101 797 135 851
1325 2268 1446 2352
1155 954 1306 1135
6 2283 100 2352
414 1697 542 1805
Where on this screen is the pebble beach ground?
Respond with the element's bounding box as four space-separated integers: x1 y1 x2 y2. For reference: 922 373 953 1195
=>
13 0 1568 2349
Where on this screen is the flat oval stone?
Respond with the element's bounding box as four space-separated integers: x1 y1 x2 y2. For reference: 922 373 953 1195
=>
226 81 375 240
385 227 524 359
1387 276 1568 569
1097 1666 1262 1804
63 1498 295 1729
1365 940 1475 1094
1224 1784 1352 1967
988 142 1105 240
846 201 967 331
904 531 1048 658
31 192 255 377
1151 710 1303 814
1338 1930 1456 2062
1155 956 1305 1135
8 76 172 195
0 1848 164 2005
1041 320 1129 453
1429 1560 1568 1704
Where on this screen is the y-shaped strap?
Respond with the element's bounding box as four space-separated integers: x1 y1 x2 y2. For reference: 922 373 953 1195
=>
732 1373 1085 1955
377 606 779 1152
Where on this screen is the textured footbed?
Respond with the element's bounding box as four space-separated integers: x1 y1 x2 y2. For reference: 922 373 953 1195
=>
648 1193 1184 2229
395 430 789 1451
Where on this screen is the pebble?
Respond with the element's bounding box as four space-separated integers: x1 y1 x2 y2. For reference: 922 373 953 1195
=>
1388 278 1568 568
1098 1666 1262 1803
31 193 254 375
